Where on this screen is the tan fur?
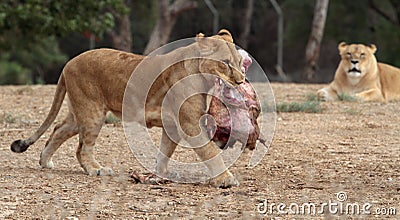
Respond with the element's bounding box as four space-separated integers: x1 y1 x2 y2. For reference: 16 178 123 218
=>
13 30 245 188
317 42 400 102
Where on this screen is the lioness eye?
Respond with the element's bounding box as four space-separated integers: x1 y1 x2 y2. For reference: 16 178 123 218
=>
223 59 230 65
360 53 365 58
346 52 351 58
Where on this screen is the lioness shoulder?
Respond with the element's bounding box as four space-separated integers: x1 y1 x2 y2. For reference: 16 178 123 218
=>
317 42 400 102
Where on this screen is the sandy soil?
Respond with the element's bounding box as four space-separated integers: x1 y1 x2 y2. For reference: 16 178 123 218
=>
0 83 399 219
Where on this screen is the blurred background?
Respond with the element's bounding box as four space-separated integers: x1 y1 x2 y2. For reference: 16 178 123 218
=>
0 0 399 85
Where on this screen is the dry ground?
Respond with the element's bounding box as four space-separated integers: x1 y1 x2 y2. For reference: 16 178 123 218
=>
0 83 399 219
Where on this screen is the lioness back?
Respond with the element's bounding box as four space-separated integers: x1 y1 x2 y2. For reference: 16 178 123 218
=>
64 49 145 114
377 62 400 101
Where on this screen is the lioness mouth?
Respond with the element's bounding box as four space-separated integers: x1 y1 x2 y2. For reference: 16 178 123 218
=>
235 79 245 84
216 72 241 86
349 68 361 73
218 78 245 107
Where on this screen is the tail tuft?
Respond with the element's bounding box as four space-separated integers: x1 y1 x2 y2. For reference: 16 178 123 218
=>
10 139 30 153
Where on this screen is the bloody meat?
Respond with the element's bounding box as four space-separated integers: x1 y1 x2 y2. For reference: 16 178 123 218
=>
206 49 266 150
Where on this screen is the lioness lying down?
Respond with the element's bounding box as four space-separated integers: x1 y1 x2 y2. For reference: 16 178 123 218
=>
317 42 400 102
11 29 246 188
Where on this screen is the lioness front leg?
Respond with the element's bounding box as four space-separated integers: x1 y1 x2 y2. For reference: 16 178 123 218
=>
193 142 239 188
317 86 338 101
356 88 384 102
155 129 178 177
178 96 238 187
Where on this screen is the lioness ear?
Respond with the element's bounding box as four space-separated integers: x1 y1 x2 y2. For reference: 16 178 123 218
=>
338 42 347 53
196 33 216 55
196 33 205 39
368 44 377 54
216 29 233 43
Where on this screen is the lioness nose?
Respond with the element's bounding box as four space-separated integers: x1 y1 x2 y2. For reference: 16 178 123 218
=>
351 60 358 64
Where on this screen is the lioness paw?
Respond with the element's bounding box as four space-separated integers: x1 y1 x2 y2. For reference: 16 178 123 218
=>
39 159 54 169
317 88 335 101
355 93 367 102
209 171 239 188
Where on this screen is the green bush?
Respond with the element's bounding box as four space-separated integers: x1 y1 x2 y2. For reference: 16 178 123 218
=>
338 93 358 102
276 101 322 113
0 60 30 85
105 112 120 124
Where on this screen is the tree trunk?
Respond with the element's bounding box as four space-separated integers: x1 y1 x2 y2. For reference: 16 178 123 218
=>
389 0 400 25
270 0 288 81
108 1 132 52
302 0 329 82
370 0 399 26
144 0 197 55
204 0 219 34
238 0 254 49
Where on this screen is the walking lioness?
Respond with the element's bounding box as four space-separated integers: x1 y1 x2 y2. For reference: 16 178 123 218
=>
11 30 245 188
317 42 400 102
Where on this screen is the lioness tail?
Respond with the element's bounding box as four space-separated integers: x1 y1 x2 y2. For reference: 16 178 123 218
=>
11 74 66 153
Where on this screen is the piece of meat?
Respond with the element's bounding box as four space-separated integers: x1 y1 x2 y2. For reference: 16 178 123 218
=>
207 79 261 150
206 49 264 150
130 170 170 184
238 49 252 73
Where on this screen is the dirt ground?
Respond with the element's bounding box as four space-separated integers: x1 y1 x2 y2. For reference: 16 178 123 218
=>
0 83 399 219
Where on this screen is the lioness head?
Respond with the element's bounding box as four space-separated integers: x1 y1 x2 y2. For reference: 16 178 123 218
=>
338 42 378 79
195 29 245 86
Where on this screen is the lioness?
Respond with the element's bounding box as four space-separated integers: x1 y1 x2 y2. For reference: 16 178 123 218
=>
317 42 400 102
11 29 245 188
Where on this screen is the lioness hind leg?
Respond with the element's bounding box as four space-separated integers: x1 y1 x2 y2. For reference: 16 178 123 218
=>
76 113 114 176
193 142 239 188
40 113 78 168
356 89 385 102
